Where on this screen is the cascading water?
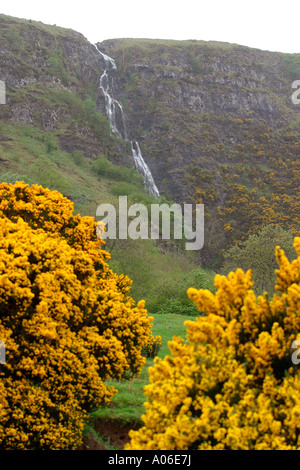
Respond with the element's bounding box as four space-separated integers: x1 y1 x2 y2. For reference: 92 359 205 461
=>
95 45 159 198
131 141 160 197
95 46 127 139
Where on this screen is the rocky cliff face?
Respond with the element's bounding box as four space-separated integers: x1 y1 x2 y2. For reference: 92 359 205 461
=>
96 39 300 263
0 14 130 163
97 39 299 199
1 15 300 265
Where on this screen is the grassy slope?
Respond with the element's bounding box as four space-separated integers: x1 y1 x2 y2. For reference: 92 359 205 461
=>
0 15 217 449
87 312 196 449
0 118 215 308
0 12 216 310
0 122 114 213
0 119 213 449
98 38 300 269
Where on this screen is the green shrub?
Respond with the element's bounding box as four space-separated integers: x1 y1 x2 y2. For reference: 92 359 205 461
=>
93 154 114 176
130 192 157 206
221 224 296 295
46 140 58 153
71 150 84 166
93 154 144 187
111 181 135 196
154 268 215 316
0 172 34 185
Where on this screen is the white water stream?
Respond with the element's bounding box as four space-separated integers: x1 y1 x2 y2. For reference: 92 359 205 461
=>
95 45 160 197
131 141 160 197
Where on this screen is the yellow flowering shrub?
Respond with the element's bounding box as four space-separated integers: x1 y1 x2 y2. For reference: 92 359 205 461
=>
126 238 300 450
0 182 156 449
142 334 162 359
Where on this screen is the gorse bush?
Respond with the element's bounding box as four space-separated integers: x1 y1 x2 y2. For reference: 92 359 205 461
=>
126 238 300 450
142 335 162 359
0 181 158 450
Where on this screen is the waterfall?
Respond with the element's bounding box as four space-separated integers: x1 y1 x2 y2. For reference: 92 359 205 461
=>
95 45 127 139
94 45 159 198
131 141 160 197
99 69 127 138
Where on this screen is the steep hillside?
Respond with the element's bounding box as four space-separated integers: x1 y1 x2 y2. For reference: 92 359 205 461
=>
0 14 209 313
98 39 300 265
0 14 133 166
1 14 300 269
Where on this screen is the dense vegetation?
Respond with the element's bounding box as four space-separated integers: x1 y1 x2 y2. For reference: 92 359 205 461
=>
221 224 296 295
99 38 300 266
126 239 300 450
0 182 160 449
1 14 300 450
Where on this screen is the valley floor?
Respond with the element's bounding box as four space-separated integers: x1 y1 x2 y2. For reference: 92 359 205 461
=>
78 313 195 450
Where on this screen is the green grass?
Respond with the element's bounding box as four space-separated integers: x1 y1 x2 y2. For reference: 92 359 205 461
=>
0 119 212 448
0 119 215 317
0 79 215 450
86 313 206 451
108 238 215 315
0 13 80 39
90 313 196 427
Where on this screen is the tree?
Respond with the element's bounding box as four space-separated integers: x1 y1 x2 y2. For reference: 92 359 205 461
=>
221 224 296 295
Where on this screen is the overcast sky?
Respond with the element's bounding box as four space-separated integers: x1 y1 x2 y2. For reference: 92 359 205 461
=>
1 0 299 54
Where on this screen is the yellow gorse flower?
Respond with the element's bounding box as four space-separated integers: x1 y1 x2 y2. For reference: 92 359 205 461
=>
0 182 156 450
126 237 300 450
